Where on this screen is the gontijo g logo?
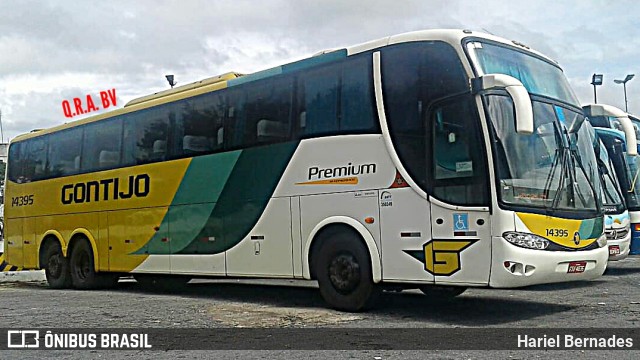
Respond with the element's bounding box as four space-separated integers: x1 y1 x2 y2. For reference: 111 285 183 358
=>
404 239 478 276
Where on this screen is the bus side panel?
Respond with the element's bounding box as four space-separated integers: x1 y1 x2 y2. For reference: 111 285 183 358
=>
5 218 24 267
226 197 294 277
379 187 434 283
291 196 303 278
36 212 99 260
108 209 165 273
300 191 381 270
22 217 37 269
98 212 110 271
169 203 226 275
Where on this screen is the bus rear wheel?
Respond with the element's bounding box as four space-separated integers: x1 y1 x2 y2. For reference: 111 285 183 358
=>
42 242 72 289
314 230 379 312
69 239 118 289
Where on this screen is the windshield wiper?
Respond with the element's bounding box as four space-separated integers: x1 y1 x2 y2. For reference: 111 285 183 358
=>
542 148 561 207
550 148 571 209
569 148 597 209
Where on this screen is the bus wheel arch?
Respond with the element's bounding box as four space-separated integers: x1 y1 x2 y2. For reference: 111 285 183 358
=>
39 235 72 289
305 217 382 283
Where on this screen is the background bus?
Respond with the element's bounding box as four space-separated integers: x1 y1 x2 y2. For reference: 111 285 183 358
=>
594 129 632 260
4 29 608 311
584 104 640 255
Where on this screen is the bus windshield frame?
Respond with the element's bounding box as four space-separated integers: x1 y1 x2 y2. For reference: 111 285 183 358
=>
465 39 602 218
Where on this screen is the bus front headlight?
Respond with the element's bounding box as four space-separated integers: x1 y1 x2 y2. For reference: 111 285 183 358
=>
596 234 607 248
503 232 550 250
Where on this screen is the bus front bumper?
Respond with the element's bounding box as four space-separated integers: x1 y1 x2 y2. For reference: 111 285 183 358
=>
489 236 608 288
607 232 631 261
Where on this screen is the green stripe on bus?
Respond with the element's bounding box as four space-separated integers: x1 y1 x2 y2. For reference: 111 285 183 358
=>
133 150 241 255
578 216 604 240
177 141 299 254
134 141 299 255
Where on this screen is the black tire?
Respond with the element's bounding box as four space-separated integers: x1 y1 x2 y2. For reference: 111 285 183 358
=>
69 239 117 289
314 229 379 312
133 274 191 292
418 285 467 299
42 242 72 289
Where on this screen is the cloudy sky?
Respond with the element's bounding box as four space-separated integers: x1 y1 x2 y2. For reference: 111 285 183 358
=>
1 0 638 141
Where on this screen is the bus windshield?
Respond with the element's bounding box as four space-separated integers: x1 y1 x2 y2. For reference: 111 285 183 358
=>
485 95 601 214
468 41 600 215
597 140 624 211
468 41 580 107
624 153 640 209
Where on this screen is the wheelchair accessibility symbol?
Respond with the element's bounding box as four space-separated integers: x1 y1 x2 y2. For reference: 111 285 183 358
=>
453 213 469 231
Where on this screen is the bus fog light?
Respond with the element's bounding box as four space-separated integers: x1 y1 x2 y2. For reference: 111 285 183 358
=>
503 232 549 250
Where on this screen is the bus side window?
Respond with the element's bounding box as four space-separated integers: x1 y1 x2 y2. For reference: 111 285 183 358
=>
48 128 82 177
429 96 489 206
225 91 246 149
175 94 224 157
340 55 376 133
81 118 123 171
245 76 292 146
296 65 339 138
7 142 23 183
125 108 170 164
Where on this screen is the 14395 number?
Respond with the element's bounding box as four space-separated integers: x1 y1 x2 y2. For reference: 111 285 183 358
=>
546 228 568 237
11 195 34 207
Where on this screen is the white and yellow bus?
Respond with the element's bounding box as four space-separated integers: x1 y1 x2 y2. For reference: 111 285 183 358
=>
4 30 609 311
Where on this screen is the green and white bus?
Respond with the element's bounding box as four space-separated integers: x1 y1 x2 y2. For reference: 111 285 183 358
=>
4 29 608 311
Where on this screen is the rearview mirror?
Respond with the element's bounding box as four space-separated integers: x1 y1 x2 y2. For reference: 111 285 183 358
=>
473 74 534 135
583 104 638 156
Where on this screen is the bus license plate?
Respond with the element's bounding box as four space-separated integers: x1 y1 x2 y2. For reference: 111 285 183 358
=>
609 246 621 256
567 261 587 274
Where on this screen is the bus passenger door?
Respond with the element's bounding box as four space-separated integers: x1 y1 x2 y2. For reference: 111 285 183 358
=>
427 97 492 285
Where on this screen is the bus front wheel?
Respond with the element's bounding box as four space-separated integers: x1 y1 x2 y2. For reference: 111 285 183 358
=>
42 242 72 289
314 230 379 312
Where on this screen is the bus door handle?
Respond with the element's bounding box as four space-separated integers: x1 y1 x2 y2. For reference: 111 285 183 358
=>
24 241 30 244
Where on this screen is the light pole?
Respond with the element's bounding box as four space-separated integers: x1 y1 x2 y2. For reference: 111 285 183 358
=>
591 73 603 103
614 74 635 112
